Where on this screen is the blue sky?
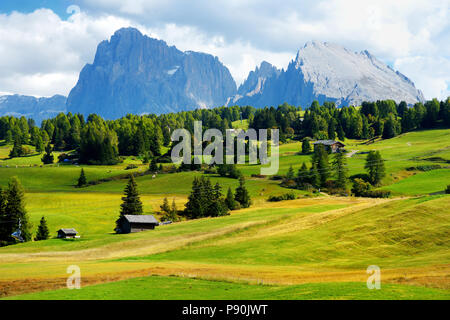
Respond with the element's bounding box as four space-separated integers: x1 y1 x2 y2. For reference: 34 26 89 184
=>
0 0 448 100
0 0 74 18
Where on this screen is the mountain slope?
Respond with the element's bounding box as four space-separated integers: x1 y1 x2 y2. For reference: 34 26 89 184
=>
66 28 237 119
233 41 424 108
0 94 66 124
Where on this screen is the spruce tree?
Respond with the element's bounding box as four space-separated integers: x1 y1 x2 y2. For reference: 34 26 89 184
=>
301 139 311 154
0 187 7 245
296 162 309 187
41 143 54 164
115 175 143 233
5 177 31 242
234 176 251 208
286 165 295 181
209 183 229 217
225 187 237 210
365 151 386 186
333 152 348 189
149 157 158 172
35 216 50 241
77 168 87 187
160 197 170 214
310 162 320 188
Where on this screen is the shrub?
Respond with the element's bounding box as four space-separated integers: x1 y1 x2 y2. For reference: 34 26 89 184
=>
446 185 450 194
268 193 297 202
125 164 138 170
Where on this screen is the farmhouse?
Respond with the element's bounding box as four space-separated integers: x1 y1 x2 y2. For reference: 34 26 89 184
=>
313 140 345 153
117 215 159 234
57 228 78 239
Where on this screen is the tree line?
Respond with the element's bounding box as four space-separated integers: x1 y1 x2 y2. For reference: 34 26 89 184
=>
1 98 449 165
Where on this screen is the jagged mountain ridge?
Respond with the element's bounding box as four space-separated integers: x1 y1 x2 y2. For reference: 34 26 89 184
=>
2 30 426 121
66 28 237 119
232 41 424 108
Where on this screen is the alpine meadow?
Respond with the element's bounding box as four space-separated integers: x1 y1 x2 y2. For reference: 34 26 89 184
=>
0 1 449 305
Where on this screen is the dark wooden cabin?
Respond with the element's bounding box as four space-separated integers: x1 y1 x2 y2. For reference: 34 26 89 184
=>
57 228 78 239
313 140 345 153
117 215 159 234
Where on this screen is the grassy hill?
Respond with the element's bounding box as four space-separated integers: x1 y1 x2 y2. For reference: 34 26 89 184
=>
0 129 449 299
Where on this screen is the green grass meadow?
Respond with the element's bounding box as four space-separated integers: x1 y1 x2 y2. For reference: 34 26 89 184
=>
0 129 449 300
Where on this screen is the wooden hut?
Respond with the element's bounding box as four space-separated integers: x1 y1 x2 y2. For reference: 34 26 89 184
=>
57 228 78 239
313 140 345 153
117 215 159 234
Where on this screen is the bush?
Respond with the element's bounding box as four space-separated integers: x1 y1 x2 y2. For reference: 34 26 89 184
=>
125 164 138 170
268 193 297 202
352 178 390 198
446 185 450 194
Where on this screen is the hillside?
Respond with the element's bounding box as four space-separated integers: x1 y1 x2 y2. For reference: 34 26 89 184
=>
0 128 449 299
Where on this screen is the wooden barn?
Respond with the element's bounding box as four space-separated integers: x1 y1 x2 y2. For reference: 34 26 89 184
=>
313 140 345 153
57 228 78 239
117 215 159 234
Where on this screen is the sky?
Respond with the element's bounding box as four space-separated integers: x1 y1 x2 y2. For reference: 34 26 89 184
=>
0 0 448 100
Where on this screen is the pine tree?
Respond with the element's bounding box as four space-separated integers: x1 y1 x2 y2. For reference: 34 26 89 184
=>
115 175 143 233
9 136 23 158
312 144 330 187
309 162 320 188
149 157 158 172
34 216 49 241
296 162 309 187
301 139 311 154
184 177 206 219
5 177 31 243
365 151 386 186
286 165 295 181
234 176 251 208
225 187 237 210
77 168 87 187
209 183 229 217
41 143 54 164
160 197 170 214
333 152 348 189
0 187 8 245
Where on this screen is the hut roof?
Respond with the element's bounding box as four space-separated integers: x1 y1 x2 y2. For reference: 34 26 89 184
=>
124 215 159 224
313 140 345 146
58 228 78 235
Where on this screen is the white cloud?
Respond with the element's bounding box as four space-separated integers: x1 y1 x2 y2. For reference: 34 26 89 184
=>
0 9 136 96
0 1 448 99
395 56 450 100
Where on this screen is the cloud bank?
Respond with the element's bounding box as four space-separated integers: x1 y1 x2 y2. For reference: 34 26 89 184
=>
0 0 448 99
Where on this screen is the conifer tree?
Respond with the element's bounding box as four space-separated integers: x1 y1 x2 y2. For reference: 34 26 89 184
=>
301 138 311 154
286 165 295 181
5 177 31 243
115 175 143 232
160 197 170 214
296 162 309 187
41 143 54 164
77 168 87 187
365 151 386 186
149 157 158 172
35 216 50 241
333 152 348 189
225 187 237 210
234 176 251 208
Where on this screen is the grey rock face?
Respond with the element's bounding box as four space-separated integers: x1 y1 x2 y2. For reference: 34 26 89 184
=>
233 41 424 108
67 27 237 119
0 94 66 124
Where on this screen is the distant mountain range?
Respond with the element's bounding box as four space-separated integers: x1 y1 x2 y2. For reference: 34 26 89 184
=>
0 94 66 124
0 27 425 121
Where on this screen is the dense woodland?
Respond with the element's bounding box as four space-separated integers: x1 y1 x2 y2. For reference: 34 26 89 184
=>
0 98 449 165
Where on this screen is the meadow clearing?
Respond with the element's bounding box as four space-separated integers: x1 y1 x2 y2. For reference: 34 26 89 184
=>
0 128 449 299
